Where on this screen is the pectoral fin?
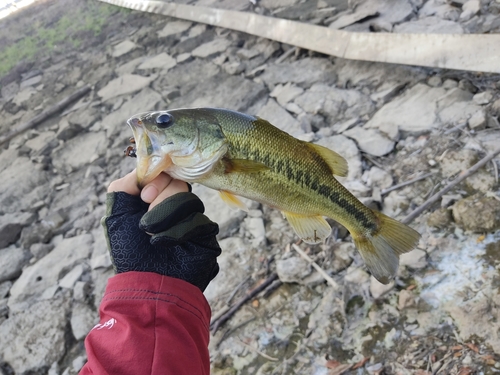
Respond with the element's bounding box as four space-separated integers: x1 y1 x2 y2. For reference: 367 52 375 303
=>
223 158 269 174
305 142 348 177
219 190 249 212
282 211 332 244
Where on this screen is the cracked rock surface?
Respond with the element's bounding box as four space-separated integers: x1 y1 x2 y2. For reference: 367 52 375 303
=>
1 0 500 374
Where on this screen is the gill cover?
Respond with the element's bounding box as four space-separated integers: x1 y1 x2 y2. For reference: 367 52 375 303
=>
127 109 228 187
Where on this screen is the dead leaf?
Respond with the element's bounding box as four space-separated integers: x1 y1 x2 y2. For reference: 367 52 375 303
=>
252 299 259 308
451 345 463 351
457 367 473 375
352 357 369 370
325 360 341 369
477 234 486 243
414 370 431 375
327 364 352 375
465 343 479 353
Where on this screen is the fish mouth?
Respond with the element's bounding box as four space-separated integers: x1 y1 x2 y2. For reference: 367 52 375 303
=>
127 115 172 188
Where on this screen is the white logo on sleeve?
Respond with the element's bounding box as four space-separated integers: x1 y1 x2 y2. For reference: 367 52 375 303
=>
92 318 117 331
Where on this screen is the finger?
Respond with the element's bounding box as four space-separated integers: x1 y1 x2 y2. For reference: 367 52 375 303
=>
107 169 141 195
148 179 190 211
140 173 174 203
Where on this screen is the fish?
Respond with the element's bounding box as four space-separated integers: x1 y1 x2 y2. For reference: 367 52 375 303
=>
126 107 421 284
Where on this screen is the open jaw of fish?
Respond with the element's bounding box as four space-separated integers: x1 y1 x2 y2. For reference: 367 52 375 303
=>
127 112 228 187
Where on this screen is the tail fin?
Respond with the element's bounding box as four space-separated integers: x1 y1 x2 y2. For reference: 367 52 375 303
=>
352 211 421 284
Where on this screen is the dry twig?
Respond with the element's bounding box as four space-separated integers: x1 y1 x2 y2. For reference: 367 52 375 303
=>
210 272 279 332
402 145 500 225
381 173 435 196
237 337 279 361
291 244 340 290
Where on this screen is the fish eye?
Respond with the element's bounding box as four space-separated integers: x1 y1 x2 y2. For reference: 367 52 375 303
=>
156 113 174 128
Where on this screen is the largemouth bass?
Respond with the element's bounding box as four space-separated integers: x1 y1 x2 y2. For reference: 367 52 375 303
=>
127 108 420 284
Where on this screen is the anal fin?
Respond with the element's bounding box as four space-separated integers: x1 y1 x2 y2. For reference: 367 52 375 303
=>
219 190 249 212
282 211 332 244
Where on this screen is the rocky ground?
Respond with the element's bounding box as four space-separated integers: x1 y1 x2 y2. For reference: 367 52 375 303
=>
1 0 500 374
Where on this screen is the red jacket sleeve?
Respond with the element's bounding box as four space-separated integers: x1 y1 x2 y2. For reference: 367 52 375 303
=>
80 272 211 375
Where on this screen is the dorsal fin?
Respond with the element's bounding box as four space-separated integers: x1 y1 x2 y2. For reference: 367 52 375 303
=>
304 142 348 177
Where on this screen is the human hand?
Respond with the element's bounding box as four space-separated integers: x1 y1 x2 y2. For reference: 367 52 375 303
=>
102 170 221 292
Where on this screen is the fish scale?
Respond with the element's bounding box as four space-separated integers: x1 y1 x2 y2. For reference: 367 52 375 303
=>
205 110 375 229
127 107 421 284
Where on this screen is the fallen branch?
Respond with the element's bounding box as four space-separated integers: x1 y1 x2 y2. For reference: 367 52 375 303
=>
402 145 500 225
236 337 279 361
210 272 279 333
0 85 92 146
381 172 435 196
291 244 340 290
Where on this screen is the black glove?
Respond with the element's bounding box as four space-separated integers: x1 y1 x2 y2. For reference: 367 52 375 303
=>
102 191 221 292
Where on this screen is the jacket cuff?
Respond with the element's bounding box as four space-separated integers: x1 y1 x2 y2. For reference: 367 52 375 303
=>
103 272 211 329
